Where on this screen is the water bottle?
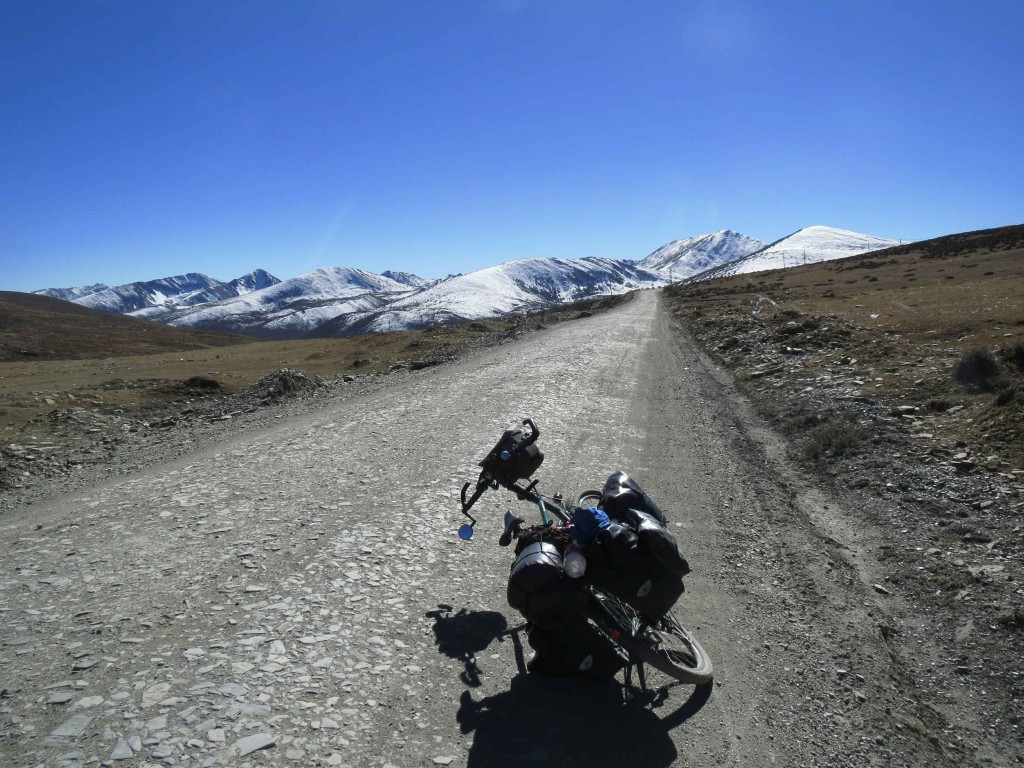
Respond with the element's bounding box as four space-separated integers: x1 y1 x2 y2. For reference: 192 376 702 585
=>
563 542 587 579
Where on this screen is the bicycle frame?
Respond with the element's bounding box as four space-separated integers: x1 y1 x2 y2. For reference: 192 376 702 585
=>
460 466 570 535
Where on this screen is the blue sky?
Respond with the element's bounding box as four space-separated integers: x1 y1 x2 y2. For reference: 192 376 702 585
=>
3 0 1022 292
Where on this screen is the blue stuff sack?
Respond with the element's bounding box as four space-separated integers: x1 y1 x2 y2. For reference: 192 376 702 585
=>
570 506 610 546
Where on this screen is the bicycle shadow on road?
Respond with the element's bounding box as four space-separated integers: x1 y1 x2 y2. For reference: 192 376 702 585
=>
456 674 712 768
426 603 712 767
426 604 511 687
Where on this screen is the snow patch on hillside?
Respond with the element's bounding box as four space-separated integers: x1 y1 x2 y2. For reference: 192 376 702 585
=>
690 226 900 281
639 230 765 279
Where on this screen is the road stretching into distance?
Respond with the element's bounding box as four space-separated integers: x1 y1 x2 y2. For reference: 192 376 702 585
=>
1 290 960 767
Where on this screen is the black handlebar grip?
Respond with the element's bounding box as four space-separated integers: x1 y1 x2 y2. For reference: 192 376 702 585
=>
521 418 540 446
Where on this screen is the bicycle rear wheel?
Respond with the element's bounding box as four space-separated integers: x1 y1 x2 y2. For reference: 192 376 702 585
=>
632 611 713 686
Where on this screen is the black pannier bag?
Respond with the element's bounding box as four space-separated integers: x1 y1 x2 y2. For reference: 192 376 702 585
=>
506 540 623 680
600 470 689 578
581 472 691 622
583 522 685 622
615 508 690 579
479 426 544 483
602 471 667 525
526 621 625 681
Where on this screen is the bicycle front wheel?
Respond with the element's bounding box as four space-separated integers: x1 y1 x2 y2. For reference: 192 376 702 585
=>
632 611 713 686
575 489 604 509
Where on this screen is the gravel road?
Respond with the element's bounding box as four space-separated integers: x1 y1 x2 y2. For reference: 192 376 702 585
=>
0 291 979 767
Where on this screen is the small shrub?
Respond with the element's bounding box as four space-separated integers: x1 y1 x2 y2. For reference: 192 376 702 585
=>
184 375 221 391
995 386 1017 407
802 416 869 461
954 347 1003 391
790 413 824 429
1000 340 1024 372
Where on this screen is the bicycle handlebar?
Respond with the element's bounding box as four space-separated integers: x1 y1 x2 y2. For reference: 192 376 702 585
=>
458 418 558 534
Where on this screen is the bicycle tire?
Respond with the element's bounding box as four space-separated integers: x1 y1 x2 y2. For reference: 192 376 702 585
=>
632 611 713 685
575 490 604 509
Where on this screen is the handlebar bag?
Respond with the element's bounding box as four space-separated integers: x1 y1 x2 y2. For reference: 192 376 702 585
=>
602 471 667 525
506 541 584 625
479 427 544 482
584 522 684 622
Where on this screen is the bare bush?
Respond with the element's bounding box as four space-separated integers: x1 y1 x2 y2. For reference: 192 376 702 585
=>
1000 340 1024 373
954 346 1004 391
802 415 869 460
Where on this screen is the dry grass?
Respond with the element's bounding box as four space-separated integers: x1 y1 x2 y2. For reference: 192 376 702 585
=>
0 291 254 362
673 225 1024 351
0 325 490 435
0 293 627 436
665 223 1024 466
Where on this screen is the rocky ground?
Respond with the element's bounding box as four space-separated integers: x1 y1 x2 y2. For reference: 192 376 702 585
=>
0 367 389 512
0 301 607 514
1 288 1021 767
663 291 1024 756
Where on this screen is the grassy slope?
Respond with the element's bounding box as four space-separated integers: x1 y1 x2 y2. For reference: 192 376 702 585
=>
664 223 1024 464
0 293 628 435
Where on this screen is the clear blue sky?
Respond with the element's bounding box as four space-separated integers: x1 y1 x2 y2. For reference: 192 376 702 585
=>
3 0 1022 292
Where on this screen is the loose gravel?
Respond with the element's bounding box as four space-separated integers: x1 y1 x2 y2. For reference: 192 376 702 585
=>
0 291 1015 767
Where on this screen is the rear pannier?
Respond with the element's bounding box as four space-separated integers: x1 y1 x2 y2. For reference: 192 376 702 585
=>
526 621 625 681
574 472 691 621
506 539 623 680
614 508 690 579
583 522 684 622
602 471 666 525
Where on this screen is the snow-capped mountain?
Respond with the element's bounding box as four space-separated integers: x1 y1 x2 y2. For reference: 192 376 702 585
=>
313 257 667 337
35 270 281 314
37 283 110 303
33 225 901 341
689 226 900 281
139 259 663 339
381 270 434 288
227 269 280 295
132 267 424 338
639 230 765 280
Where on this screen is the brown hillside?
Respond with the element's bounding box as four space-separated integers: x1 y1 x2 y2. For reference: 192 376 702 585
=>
0 291 255 362
0 293 628 439
666 222 1024 465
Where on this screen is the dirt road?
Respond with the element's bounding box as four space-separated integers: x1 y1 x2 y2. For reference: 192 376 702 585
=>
0 291 978 767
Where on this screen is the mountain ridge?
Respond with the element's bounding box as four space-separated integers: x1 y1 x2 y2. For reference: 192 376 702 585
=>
689 226 900 281
33 225 903 338
35 269 282 315
638 229 766 278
